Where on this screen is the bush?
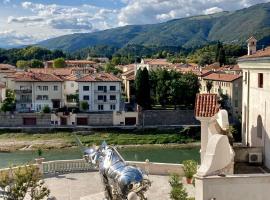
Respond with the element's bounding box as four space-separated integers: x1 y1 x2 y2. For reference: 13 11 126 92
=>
0 165 50 200
169 173 188 200
80 101 89 111
182 160 197 179
42 105 51 113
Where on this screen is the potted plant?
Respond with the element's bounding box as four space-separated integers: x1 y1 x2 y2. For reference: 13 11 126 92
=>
182 160 197 184
35 148 44 164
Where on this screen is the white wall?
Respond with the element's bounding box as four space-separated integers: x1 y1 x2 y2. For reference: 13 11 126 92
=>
195 174 270 200
78 81 121 112
239 61 270 168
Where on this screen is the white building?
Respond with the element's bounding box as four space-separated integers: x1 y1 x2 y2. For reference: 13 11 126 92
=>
77 73 121 112
238 39 270 168
14 72 64 112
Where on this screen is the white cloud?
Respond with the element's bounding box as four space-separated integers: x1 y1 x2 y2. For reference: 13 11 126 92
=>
117 0 270 26
3 0 270 46
0 29 37 46
203 7 223 15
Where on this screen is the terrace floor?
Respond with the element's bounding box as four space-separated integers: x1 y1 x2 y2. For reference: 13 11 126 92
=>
44 172 195 200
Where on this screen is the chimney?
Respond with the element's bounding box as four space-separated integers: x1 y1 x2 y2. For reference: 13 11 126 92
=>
247 36 257 56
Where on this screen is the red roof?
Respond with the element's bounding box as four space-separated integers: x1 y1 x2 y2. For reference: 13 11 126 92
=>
143 59 172 65
240 47 270 59
195 94 219 118
203 73 242 82
77 72 121 82
15 72 63 82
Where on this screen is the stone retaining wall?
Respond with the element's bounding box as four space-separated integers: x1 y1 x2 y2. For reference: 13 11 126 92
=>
139 110 198 126
0 113 51 127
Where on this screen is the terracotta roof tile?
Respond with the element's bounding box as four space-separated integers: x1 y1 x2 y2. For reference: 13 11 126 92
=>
77 72 121 82
15 72 63 82
195 94 219 118
203 73 242 82
239 47 270 59
143 59 172 65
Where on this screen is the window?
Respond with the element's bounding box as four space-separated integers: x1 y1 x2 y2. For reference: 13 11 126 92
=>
98 86 107 92
37 95 42 100
258 73 263 88
83 95 89 100
257 115 263 139
98 95 107 102
110 86 116 91
98 105 104 111
37 86 42 91
110 95 116 101
235 100 238 107
244 72 248 84
43 86 48 91
110 104 116 110
42 95 48 100
83 86 89 91
53 86 58 91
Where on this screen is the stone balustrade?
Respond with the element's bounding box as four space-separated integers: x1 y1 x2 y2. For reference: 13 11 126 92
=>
42 159 95 174
0 159 184 176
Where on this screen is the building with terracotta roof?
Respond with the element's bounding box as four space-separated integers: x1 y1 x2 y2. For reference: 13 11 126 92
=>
238 36 270 168
200 72 242 119
121 69 135 103
0 64 18 88
76 73 122 112
45 60 97 69
14 72 64 112
135 58 172 72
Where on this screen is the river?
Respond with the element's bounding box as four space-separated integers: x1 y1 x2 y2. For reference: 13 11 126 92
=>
0 146 200 169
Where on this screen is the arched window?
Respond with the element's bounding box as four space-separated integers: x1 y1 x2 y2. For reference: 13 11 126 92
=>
257 115 263 139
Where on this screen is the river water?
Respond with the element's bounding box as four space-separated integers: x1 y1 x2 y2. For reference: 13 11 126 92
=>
0 146 200 169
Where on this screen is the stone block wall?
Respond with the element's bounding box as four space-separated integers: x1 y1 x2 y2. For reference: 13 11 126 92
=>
139 110 198 126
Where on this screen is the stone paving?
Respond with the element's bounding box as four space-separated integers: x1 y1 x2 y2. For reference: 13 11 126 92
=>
45 172 195 200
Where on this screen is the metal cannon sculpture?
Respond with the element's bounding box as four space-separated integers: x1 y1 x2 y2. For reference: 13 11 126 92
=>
76 138 151 200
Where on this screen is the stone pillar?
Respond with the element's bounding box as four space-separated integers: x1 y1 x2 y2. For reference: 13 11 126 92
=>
196 117 211 163
35 158 45 174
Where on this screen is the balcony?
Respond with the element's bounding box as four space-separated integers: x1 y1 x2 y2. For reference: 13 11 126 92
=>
15 89 32 94
16 99 32 103
94 99 117 104
94 90 120 93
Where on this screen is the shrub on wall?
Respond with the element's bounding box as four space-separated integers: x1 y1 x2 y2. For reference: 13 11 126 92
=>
42 105 51 113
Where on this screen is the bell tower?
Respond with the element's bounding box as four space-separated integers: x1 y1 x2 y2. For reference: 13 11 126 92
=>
247 36 257 55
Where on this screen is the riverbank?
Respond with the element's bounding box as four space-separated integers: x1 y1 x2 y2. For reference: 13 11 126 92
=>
0 127 200 152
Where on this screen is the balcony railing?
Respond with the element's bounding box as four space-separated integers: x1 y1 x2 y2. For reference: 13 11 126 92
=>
94 100 117 104
15 89 32 94
16 99 32 103
94 90 120 93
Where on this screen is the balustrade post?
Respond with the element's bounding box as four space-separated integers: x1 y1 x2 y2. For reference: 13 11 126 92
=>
35 158 45 174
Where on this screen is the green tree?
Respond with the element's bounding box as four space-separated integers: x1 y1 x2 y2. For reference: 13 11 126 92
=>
53 58 66 68
0 165 50 200
31 59 44 68
135 68 151 109
16 60 31 69
104 63 122 75
1 89 16 112
80 101 89 111
42 105 51 113
206 81 213 93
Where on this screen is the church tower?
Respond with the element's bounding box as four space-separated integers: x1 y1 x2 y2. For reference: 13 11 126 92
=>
247 36 257 55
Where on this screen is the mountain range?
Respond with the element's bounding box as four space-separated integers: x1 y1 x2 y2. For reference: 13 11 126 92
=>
38 3 270 53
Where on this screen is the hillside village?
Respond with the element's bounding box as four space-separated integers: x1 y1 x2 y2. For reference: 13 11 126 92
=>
0 44 245 128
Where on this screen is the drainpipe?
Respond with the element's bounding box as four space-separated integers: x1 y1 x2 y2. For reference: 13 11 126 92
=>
247 70 250 146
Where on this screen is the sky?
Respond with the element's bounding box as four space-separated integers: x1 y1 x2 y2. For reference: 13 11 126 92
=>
0 0 269 47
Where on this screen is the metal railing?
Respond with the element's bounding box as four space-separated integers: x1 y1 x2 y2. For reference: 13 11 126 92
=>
42 159 95 174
